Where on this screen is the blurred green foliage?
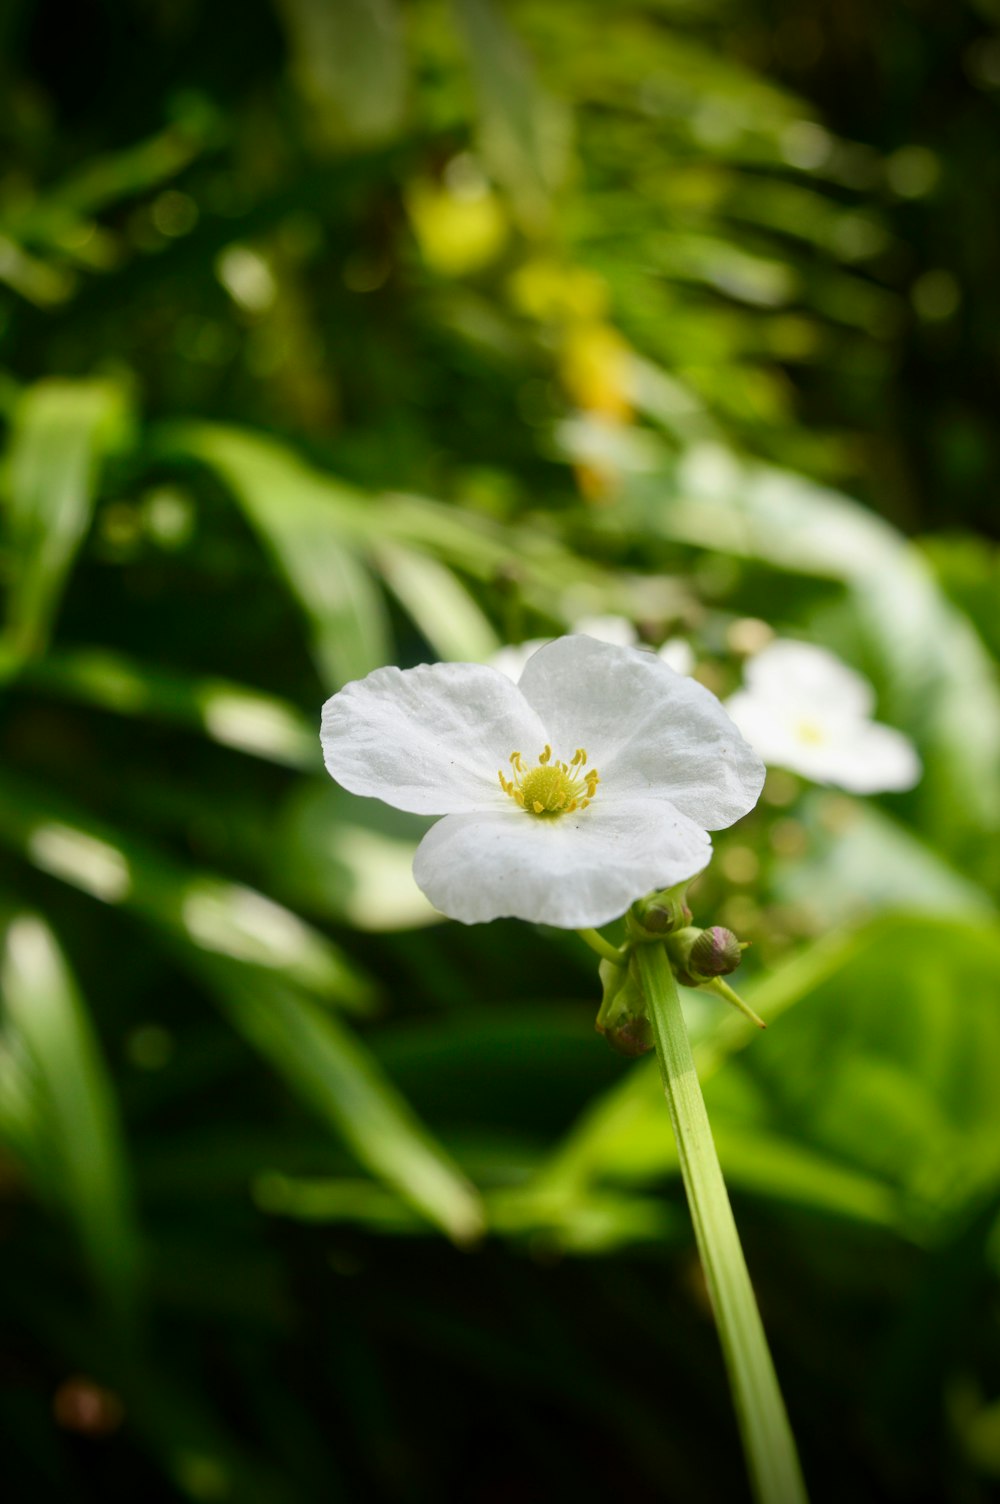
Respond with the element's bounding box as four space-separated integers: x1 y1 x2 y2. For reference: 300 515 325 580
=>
1 1 1000 1500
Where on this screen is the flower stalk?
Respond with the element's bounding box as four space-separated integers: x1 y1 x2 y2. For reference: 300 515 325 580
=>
634 942 808 1504
578 927 627 966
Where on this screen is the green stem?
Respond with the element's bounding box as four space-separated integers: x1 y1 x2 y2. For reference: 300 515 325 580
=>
635 943 808 1504
577 927 627 966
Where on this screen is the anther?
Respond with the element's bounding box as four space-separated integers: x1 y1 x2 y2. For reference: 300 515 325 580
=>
500 743 600 819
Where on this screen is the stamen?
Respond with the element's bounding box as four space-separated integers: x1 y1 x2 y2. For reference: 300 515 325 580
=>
497 743 601 820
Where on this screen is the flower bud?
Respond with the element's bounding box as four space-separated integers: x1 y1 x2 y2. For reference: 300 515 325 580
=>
604 1014 654 1057
595 958 654 1056
690 926 743 977
666 925 743 987
627 884 693 941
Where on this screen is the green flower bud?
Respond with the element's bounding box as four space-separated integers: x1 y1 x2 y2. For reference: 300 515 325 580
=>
605 1014 654 1057
690 926 743 977
667 925 743 986
626 884 693 941
595 957 654 1056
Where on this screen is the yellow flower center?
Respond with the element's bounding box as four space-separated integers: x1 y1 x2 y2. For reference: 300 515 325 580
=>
498 745 599 818
795 718 827 746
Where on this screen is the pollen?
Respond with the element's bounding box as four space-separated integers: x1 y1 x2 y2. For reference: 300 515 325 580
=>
498 745 599 818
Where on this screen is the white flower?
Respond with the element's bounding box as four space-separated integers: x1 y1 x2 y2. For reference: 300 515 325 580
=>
725 639 921 794
321 635 764 928
658 636 695 676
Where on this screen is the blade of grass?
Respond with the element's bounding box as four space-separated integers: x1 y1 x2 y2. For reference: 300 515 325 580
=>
455 0 570 231
203 961 484 1245
0 769 372 1013
162 423 391 689
27 646 318 769
0 377 131 667
1 912 141 1331
374 541 500 661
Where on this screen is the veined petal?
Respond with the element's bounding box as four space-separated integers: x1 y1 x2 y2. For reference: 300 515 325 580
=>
321 662 547 815
412 799 712 928
517 636 763 829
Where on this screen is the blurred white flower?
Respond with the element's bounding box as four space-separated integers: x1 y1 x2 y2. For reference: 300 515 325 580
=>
491 615 694 682
488 640 545 683
725 639 921 794
490 615 636 683
321 635 763 928
658 636 695 675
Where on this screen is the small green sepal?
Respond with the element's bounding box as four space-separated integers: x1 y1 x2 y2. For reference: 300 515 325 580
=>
707 976 766 1030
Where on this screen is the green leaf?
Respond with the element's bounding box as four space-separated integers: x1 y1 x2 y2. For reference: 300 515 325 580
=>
204 963 484 1244
28 646 318 770
454 0 572 232
270 781 438 933
374 540 500 661
0 378 132 666
774 797 995 927
0 233 75 305
0 913 141 1326
5 114 215 263
161 423 392 690
256 1173 675 1254
538 914 1000 1238
377 489 599 599
277 0 408 146
0 770 372 1013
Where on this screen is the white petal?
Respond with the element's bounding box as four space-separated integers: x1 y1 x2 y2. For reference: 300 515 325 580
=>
724 692 804 771
744 640 874 718
726 693 921 793
412 799 712 928
825 723 921 793
517 635 764 829
321 662 547 815
783 722 921 792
